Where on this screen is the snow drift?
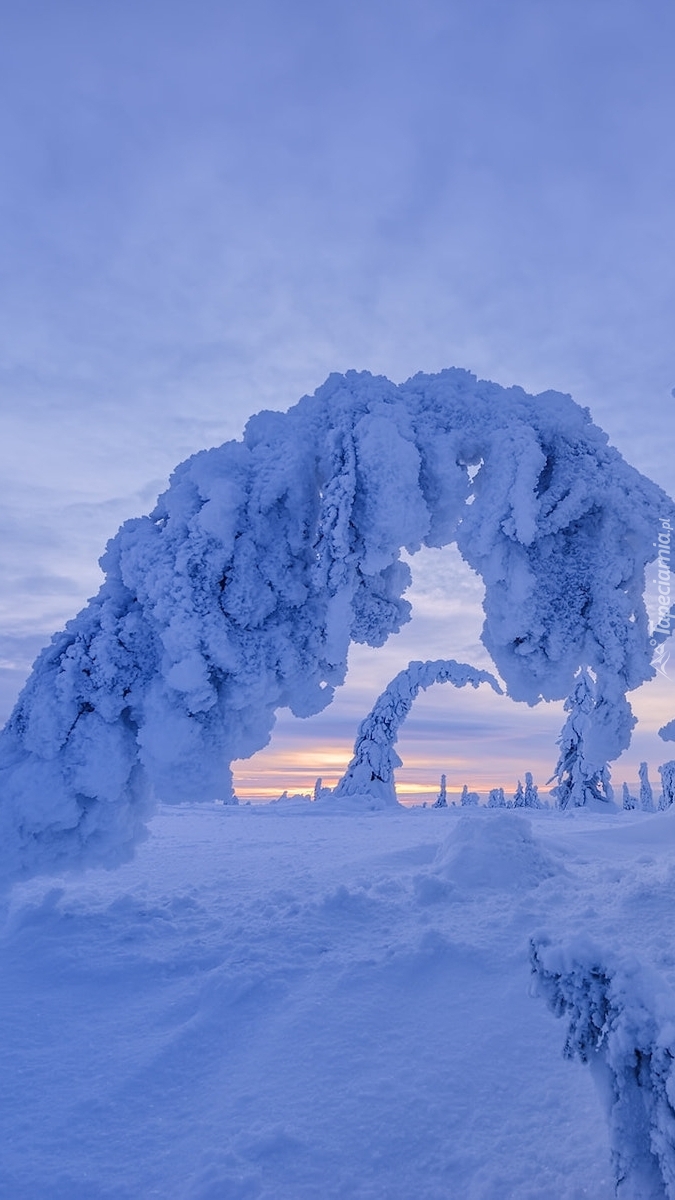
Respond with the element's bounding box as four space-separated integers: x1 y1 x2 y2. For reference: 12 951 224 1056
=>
1 368 673 882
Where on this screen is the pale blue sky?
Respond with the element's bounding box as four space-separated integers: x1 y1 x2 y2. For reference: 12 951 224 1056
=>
1 0 674 796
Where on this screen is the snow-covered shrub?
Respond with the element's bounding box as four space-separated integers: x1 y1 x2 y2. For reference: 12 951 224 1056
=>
658 762 675 811
1 367 672 882
640 762 655 813
531 936 675 1198
487 787 506 808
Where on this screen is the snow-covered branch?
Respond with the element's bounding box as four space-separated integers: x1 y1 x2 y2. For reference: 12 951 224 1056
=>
531 936 675 1198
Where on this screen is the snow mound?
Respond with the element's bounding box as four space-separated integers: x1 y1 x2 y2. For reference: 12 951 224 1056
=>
314 789 392 813
432 812 560 893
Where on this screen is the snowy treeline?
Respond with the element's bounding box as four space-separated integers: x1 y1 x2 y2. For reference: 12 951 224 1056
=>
531 936 675 1198
1 368 673 882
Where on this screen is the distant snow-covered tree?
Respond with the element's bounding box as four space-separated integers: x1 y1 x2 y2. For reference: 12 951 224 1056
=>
432 773 448 809
333 660 501 806
639 762 654 812
658 762 675 810
515 771 542 809
460 784 479 807
525 772 540 808
313 777 332 802
622 782 637 811
487 787 506 808
550 669 615 809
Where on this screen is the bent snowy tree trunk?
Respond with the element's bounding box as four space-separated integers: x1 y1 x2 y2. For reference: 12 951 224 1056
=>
332 659 501 805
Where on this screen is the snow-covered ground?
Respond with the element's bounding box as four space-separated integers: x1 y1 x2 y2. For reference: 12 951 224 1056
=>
6 801 675 1198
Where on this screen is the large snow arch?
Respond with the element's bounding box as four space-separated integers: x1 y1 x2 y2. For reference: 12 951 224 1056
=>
1 368 673 882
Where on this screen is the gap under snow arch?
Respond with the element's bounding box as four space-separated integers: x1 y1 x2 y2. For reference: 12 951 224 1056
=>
1 368 673 883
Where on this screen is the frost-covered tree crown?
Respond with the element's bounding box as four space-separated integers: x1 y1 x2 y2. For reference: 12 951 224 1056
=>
1 367 673 883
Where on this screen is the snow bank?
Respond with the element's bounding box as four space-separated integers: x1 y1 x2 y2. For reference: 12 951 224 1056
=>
432 812 559 893
532 936 675 1198
1 368 672 883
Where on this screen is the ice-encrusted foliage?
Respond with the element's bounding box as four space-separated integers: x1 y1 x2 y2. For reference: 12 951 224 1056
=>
0 368 672 881
333 659 501 805
531 937 675 1198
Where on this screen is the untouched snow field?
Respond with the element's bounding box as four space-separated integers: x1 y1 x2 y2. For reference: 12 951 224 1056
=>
5 801 675 1199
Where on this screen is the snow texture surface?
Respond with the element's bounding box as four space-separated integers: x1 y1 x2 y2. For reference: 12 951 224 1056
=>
5 802 675 1197
1 368 673 882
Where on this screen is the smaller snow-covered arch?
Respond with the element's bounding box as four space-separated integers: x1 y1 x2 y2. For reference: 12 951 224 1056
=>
332 659 502 806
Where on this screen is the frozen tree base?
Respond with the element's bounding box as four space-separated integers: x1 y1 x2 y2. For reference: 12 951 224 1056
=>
531 937 675 1198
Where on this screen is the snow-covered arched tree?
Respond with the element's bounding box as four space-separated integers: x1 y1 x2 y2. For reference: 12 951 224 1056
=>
332 659 501 806
0 368 672 882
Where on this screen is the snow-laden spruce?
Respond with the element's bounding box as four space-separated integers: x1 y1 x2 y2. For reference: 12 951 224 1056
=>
0 368 673 882
551 668 616 810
